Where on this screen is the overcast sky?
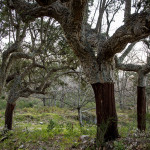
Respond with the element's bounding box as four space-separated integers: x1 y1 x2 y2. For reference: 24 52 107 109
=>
89 1 124 36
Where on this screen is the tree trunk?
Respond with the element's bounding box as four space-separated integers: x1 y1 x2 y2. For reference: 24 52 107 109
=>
60 93 64 108
5 102 16 130
42 98 46 106
77 107 83 126
92 82 119 145
119 93 124 110
146 93 149 113
53 95 56 106
49 99 51 106
137 86 146 131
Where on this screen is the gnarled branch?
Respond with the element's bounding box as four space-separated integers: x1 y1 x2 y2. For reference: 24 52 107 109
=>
98 11 150 62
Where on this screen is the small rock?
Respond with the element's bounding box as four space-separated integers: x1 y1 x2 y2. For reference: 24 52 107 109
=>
79 135 90 142
19 145 24 149
40 122 43 125
129 144 133 149
133 142 137 146
83 140 87 144
12 139 17 142
90 139 95 144
80 145 86 150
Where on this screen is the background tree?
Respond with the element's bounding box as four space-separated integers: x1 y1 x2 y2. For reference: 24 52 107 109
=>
56 71 95 126
0 1 31 96
3 15 78 130
114 43 137 109
115 41 150 131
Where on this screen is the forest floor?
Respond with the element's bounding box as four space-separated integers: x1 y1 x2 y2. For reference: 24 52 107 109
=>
0 101 150 149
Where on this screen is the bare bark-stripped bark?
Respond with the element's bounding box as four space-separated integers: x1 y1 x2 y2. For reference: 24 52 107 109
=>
92 83 119 144
5 102 16 130
137 86 146 131
4 74 21 129
137 73 147 131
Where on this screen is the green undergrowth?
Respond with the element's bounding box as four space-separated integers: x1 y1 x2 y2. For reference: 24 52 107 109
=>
117 109 150 138
0 99 6 110
117 109 137 137
0 106 96 150
0 104 150 149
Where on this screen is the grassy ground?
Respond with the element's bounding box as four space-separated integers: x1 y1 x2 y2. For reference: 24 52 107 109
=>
0 103 96 150
0 98 150 149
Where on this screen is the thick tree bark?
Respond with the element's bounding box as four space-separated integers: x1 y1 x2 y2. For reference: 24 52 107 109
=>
137 86 146 131
91 82 119 145
5 102 16 130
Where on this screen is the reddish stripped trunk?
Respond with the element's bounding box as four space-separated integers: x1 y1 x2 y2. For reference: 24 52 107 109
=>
5 102 16 130
92 82 119 144
137 86 146 131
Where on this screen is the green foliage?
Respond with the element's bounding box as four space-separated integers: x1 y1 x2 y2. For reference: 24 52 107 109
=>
47 119 56 132
0 106 150 149
1 95 5 99
17 101 33 109
146 113 150 129
0 99 6 110
66 122 73 132
146 113 150 122
118 119 137 137
16 98 42 109
15 113 41 122
114 141 125 150
96 120 110 148
0 106 97 149
119 125 130 137
0 98 43 111
146 143 150 150
0 1 9 38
